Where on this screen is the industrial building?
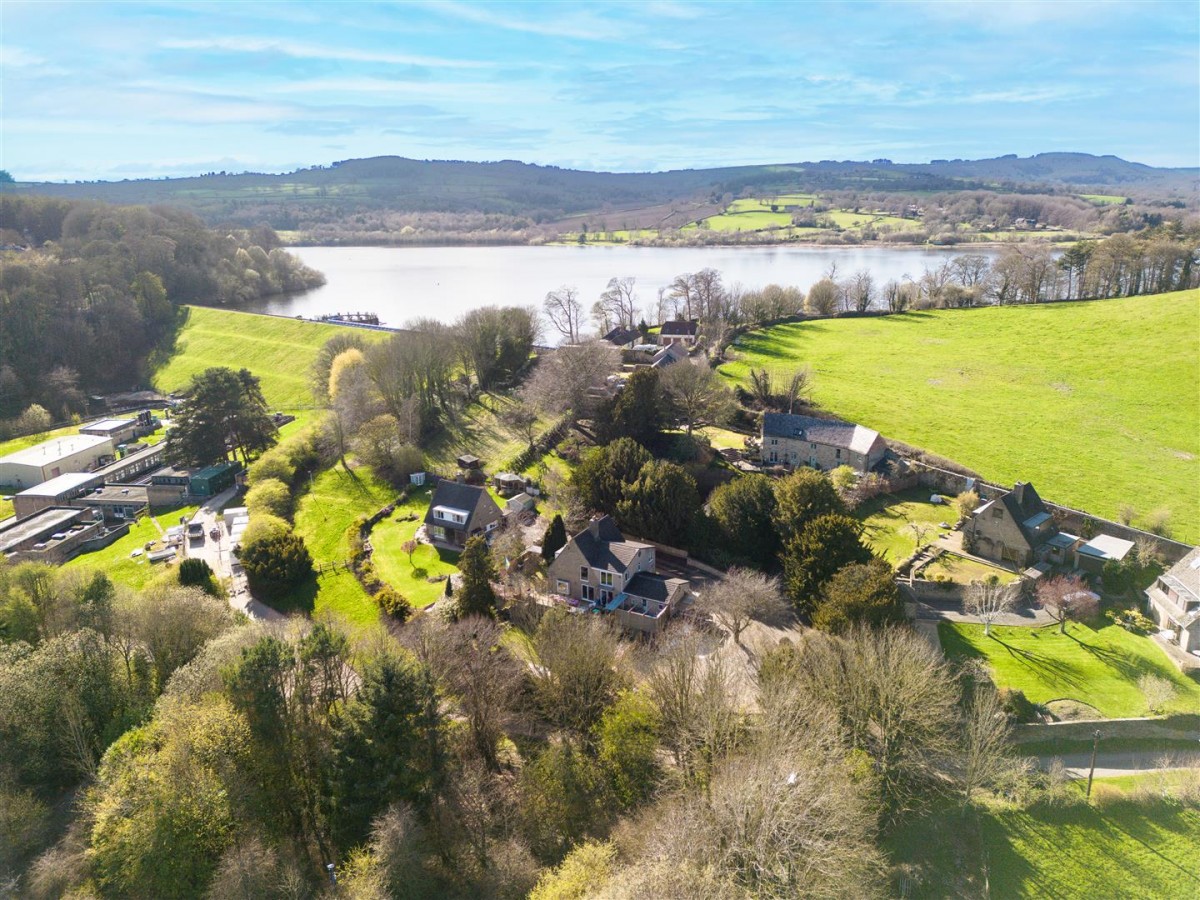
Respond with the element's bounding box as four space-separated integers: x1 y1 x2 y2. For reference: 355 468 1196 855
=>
0 506 107 565
0 434 114 490
79 418 141 445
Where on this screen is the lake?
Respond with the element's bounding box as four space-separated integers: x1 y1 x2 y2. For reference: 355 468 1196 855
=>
240 244 1002 331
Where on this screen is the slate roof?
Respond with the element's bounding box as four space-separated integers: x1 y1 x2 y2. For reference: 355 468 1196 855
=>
1077 534 1135 562
624 572 686 603
660 320 698 337
570 516 653 571
423 481 500 529
650 342 689 368
602 326 641 347
1161 547 1200 605
761 413 882 455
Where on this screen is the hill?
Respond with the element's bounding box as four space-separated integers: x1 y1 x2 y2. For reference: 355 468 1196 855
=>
720 290 1200 543
7 153 1194 236
152 306 386 409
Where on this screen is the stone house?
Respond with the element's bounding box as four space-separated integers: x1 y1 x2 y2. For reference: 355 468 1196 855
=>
1145 547 1200 655
423 480 503 550
760 413 886 474
547 515 689 634
964 482 1057 568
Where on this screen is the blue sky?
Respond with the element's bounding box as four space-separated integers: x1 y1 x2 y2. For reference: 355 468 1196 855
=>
2 0 1197 181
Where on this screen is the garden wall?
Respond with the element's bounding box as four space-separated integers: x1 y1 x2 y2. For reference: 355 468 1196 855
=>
1013 715 1200 745
903 459 1192 564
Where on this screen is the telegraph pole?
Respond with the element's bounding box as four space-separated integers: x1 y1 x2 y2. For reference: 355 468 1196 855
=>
1086 728 1102 799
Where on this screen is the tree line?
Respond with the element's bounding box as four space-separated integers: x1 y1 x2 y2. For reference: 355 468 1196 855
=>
0 195 323 428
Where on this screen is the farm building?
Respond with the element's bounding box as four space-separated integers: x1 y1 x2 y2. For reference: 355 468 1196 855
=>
0 434 114 490
0 506 106 565
760 413 886 474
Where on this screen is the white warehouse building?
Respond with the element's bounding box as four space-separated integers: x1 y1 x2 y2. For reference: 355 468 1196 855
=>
0 434 114 490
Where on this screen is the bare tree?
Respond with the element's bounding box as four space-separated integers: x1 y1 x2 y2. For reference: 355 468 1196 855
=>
1035 574 1098 634
509 402 539 450
597 276 638 330
805 278 839 316
696 568 787 646
958 680 1023 805
963 578 1018 636
848 269 875 313
543 286 583 343
529 608 624 738
409 616 524 771
661 361 736 434
781 369 810 413
520 341 618 422
1138 673 1176 714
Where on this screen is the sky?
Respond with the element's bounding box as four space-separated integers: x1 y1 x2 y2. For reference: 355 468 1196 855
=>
1 0 1197 182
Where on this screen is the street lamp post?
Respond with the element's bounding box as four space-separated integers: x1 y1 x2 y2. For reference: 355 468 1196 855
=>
1086 728 1102 799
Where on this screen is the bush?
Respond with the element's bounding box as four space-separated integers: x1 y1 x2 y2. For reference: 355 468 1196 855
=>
245 477 292 520
178 558 219 596
998 687 1038 723
1106 607 1155 634
240 530 313 602
240 513 289 546
376 585 411 622
247 448 296 487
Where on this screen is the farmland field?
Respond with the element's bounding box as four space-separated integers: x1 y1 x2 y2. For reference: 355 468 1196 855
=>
154 305 386 409
721 290 1200 542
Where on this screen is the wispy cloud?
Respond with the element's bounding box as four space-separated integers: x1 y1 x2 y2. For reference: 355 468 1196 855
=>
160 36 488 69
416 0 625 41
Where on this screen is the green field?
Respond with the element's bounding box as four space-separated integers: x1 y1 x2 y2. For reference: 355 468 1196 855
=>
154 306 386 409
890 783 1200 899
721 291 1200 542
292 464 396 628
62 505 200 591
1081 194 1129 205
940 621 1200 717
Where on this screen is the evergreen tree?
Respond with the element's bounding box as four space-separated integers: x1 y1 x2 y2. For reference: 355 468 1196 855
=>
616 460 701 547
240 530 313 603
166 367 278 467
456 536 497 618
328 652 441 848
707 474 780 568
812 560 905 633
782 513 873 616
773 468 846 544
541 514 568 562
597 367 663 445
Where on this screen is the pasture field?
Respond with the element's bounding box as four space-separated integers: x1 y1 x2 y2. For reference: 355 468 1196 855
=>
1081 194 1129 205
721 290 1200 542
154 306 387 409
939 621 1200 717
889 779 1200 899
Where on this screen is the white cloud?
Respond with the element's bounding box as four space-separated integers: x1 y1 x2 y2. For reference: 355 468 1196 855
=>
416 0 625 40
160 36 488 69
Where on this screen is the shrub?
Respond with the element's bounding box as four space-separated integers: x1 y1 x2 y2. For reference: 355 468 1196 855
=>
240 530 313 602
245 477 292 519
1105 607 1155 634
998 687 1038 723
240 513 289 546
247 448 295 487
376 585 411 622
178 558 219 596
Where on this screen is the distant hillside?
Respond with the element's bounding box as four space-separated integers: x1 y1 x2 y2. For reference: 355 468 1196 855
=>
6 153 1194 237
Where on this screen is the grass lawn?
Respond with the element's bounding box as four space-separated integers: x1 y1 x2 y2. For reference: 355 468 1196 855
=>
720 290 1200 542
154 305 387 409
695 425 752 452
888 783 1200 899
61 504 200 590
368 486 459 609
924 552 1019 585
854 489 952 563
939 621 1200 717
292 463 397 629
0 496 12 522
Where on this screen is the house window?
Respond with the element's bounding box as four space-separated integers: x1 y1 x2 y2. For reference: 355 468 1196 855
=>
556 580 569 595
432 525 446 539
580 566 589 581
600 571 614 587
600 589 613 604
582 584 596 602
769 438 778 445
810 443 816 450
835 448 842 458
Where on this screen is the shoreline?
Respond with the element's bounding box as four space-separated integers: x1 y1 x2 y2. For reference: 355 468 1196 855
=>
281 237 1082 251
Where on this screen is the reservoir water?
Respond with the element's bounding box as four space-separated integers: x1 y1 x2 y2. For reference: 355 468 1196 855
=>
241 244 1002 331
